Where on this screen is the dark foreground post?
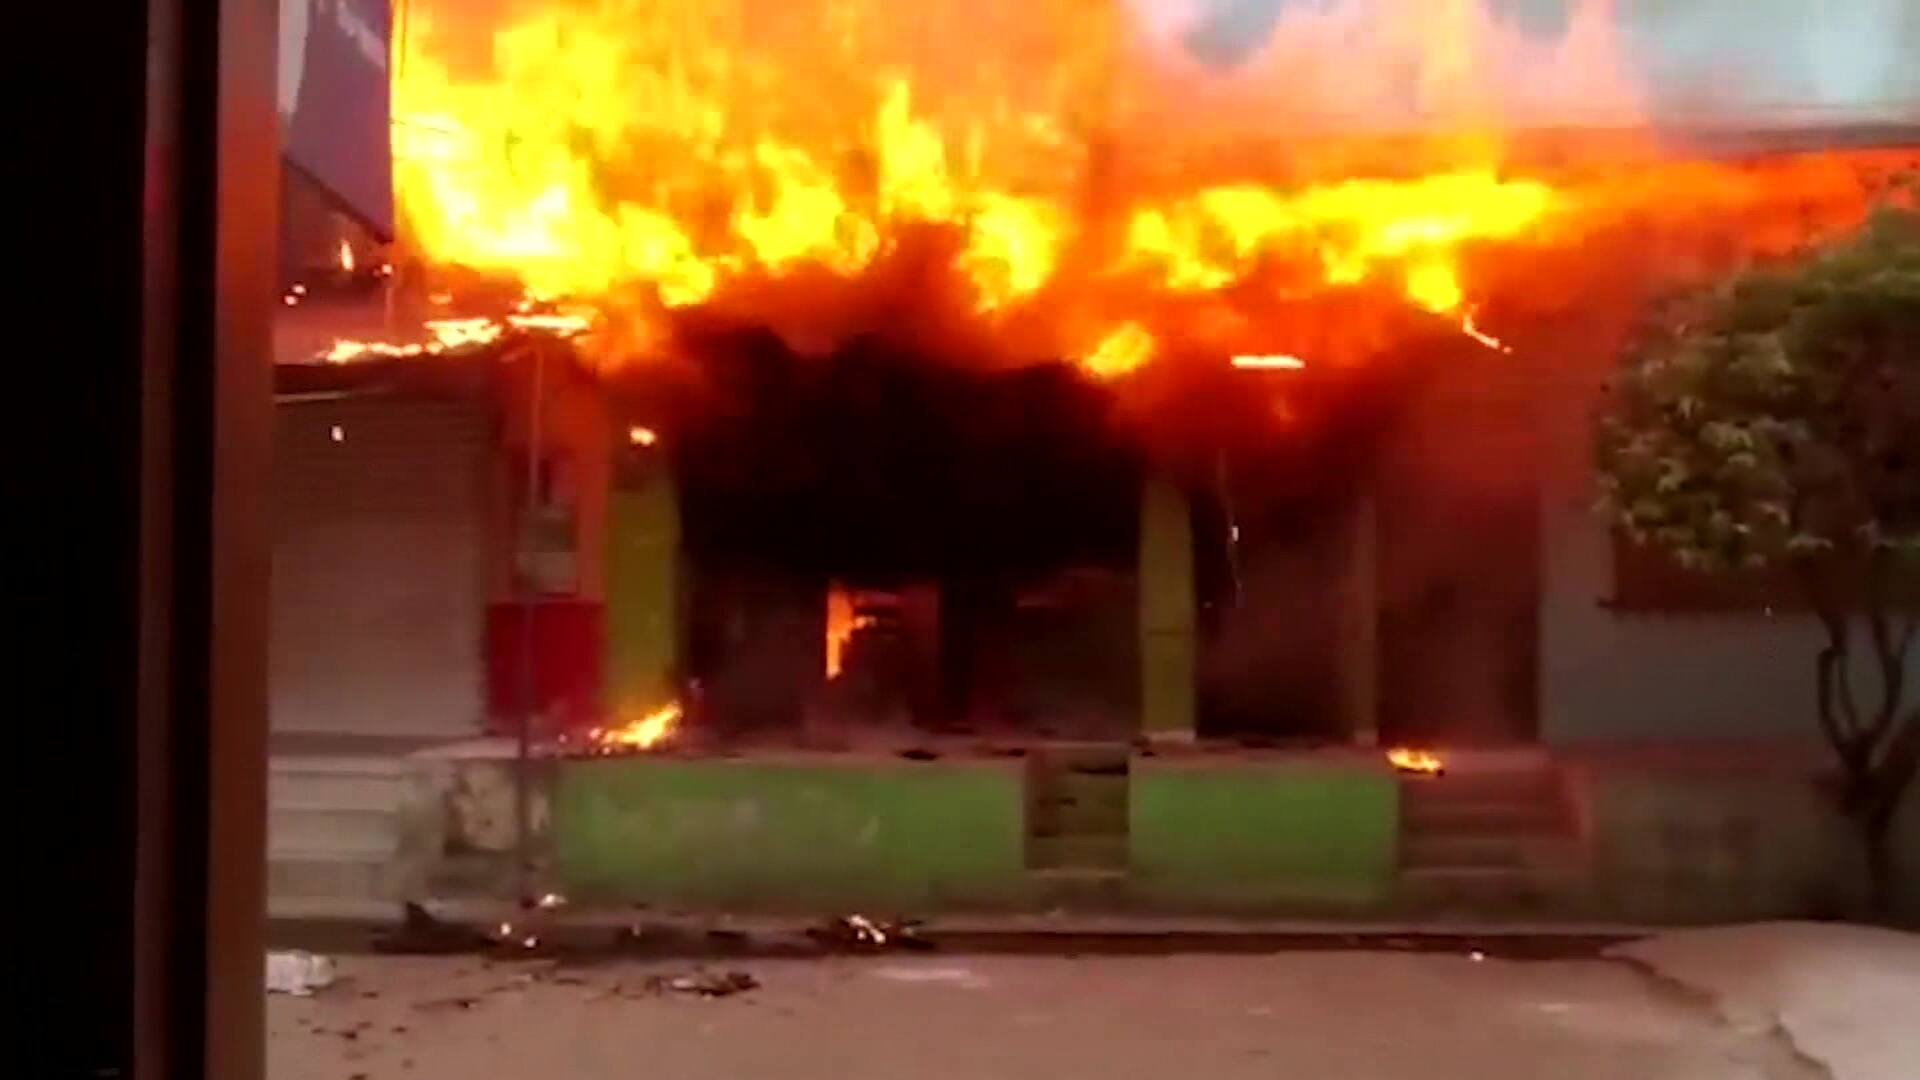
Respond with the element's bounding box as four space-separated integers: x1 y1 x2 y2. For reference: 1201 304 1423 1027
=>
26 1 277 1078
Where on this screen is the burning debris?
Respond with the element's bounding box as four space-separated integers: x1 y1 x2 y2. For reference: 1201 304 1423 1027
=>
807 915 935 952
571 701 686 755
312 306 594 366
1386 748 1446 777
638 968 761 998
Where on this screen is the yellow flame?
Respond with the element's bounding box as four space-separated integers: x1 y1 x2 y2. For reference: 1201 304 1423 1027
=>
1231 354 1307 371
319 307 591 364
1083 322 1155 379
825 584 878 679
391 1 1568 374
595 701 683 751
1387 748 1445 776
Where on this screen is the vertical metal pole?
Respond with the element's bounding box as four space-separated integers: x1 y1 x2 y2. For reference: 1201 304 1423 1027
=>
1214 450 1243 608
385 0 411 338
513 342 547 907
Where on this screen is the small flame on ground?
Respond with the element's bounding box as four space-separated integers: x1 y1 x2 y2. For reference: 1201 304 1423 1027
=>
338 239 356 273
1387 748 1445 776
591 701 683 752
627 425 659 447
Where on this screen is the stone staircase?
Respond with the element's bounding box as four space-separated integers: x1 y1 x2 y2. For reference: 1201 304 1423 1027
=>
268 754 412 918
1024 743 1132 904
1397 752 1588 916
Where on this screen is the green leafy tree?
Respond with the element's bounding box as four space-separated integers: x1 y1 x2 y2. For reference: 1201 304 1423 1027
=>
1596 204 1920 912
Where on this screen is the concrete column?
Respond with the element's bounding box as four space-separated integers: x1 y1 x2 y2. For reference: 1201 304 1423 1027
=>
1139 473 1197 744
605 445 680 713
1335 493 1380 746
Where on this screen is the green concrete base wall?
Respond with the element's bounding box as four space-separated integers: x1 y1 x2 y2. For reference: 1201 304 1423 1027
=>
553 758 1028 910
548 755 1401 914
1578 770 1920 924
1130 761 1399 910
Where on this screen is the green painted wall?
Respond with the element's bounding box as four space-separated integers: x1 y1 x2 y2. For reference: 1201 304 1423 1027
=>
605 467 680 712
1139 475 1196 738
1130 761 1399 909
553 758 1028 910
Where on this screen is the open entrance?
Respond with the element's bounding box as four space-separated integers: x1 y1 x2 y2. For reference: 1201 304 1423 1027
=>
668 331 1142 743
1190 338 1544 747
649 325 1545 750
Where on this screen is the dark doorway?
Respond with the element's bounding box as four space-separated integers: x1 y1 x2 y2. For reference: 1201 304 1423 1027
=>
666 331 1141 741
1373 345 1545 745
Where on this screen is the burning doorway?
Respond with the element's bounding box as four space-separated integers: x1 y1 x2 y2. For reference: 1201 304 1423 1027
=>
662 329 1143 744
1181 327 1544 747
617 315 1545 750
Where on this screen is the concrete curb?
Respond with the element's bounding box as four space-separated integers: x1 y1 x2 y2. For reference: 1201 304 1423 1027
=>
268 901 1655 959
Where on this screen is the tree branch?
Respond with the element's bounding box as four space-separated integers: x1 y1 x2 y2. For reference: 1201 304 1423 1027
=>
1802 561 1867 752
1859 708 1920 830
1861 551 1911 753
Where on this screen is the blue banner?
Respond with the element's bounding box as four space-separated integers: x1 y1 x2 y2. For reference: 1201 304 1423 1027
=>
279 0 393 239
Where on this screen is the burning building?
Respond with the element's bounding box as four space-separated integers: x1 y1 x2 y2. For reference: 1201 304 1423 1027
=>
287 0 1920 755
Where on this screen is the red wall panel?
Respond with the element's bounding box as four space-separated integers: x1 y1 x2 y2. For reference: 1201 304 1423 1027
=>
485 600 605 737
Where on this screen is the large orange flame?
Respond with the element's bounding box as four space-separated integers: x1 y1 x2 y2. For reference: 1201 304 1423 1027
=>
389 0 1913 373
389 0 1622 368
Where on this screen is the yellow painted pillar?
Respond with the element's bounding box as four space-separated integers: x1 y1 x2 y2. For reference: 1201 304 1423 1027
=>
605 435 679 714
1139 473 1196 744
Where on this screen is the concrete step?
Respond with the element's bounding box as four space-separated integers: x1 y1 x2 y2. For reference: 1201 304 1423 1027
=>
1401 796 1566 834
1400 831 1579 872
1026 834 1129 871
1400 865 1587 913
270 755 413 811
1031 866 1130 906
1027 743 1132 775
268 804 398 860
268 851 393 903
1401 770 1561 807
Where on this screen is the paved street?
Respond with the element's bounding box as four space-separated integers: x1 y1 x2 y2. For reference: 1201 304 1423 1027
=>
269 951 1826 1080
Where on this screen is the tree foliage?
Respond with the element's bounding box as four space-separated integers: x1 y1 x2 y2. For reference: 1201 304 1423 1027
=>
1595 201 1920 907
